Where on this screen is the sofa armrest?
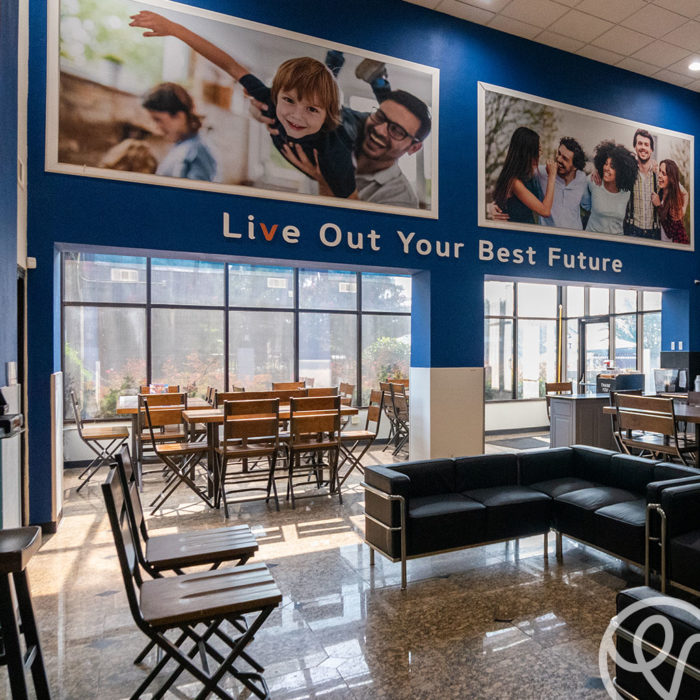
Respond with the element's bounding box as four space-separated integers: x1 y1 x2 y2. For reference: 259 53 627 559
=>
647 476 700 504
363 466 409 561
660 483 700 539
363 465 410 500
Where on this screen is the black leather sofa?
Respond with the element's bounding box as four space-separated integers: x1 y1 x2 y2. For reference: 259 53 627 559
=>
363 445 699 588
612 587 700 699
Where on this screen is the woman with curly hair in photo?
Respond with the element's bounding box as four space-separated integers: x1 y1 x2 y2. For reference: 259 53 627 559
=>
652 159 689 245
582 140 638 234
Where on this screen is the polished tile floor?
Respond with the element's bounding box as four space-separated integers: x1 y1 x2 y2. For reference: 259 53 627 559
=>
4 441 654 699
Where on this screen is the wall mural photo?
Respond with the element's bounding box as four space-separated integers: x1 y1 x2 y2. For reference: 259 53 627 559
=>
46 0 439 218
478 83 694 250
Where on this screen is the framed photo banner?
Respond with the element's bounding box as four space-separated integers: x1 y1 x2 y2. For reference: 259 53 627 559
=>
478 82 693 250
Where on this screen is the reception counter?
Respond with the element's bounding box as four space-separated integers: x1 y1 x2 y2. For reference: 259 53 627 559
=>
549 393 616 450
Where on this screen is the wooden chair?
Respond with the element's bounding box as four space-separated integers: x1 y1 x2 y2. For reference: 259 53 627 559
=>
284 395 342 508
139 384 180 393
115 446 257 576
136 392 187 477
70 390 129 492
545 381 573 419
307 387 339 397
215 389 307 407
143 400 212 513
216 399 281 515
271 381 305 390
338 389 382 487
339 382 355 406
615 393 697 466
391 390 410 456
101 467 281 700
387 377 409 389
609 389 643 451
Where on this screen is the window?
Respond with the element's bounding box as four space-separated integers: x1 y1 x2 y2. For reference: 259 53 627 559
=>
484 279 663 401
62 252 411 417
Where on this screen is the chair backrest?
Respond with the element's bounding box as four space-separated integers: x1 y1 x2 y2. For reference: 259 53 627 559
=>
272 381 306 390
615 394 677 437
339 382 354 405
299 376 315 387
365 389 384 432
143 401 185 451
139 385 151 394
115 446 148 544
379 381 406 396
307 387 339 397
545 381 573 396
289 395 341 442
101 468 145 624
216 388 307 406
70 390 85 435
138 392 186 407
222 399 280 442
166 385 180 392
393 392 409 422
387 377 409 388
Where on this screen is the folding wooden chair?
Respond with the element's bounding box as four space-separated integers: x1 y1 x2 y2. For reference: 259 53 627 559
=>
545 381 573 419
284 395 342 508
115 446 257 576
339 382 355 406
136 392 187 476
615 393 697 465
216 399 281 515
70 390 129 492
101 468 281 700
338 389 382 487
143 400 213 513
391 390 410 456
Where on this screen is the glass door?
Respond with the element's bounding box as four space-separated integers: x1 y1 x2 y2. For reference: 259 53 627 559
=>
579 317 610 392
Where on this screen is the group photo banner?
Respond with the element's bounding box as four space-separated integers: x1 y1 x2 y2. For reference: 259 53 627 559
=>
478 83 694 250
46 0 439 218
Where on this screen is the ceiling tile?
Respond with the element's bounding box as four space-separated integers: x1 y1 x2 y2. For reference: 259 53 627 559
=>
548 9 613 43
621 4 687 38
459 0 511 12
652 68 696 87
631 40 691 68
576 0 646 25
591 26 654 54
616 56 661 76
487 14 542 39
663 21 700 52
687 78 700 91
667 53 700 75
576 45 625 64
553 0 583 5
436 0 495 23
535 30 586 52
500 0 569 28
651 0 700 20
403 0 442 6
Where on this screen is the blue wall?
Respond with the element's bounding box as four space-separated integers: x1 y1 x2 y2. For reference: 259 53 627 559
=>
25 0 700 522
0 0 18 380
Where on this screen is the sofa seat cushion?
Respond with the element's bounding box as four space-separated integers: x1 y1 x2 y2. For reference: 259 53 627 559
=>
462 486 551 541
553 486 639 545
594 499 647 565
407 494 486 556
668 529 700 591
529 477 598 499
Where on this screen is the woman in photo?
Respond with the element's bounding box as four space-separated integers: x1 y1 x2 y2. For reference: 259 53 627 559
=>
142 82 218 182
652 159 689 245
582 141 637 234
493 126 556 225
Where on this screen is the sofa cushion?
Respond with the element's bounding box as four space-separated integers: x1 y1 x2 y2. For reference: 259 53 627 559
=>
407 494 486 555
529 477 597 499
571 445 617 482
393 459 455 497
669 529 700 591
454 453 518 491
594 499 647 564
462 486 551 541
608 454 656 494
518 447 576 486
553 486 638 544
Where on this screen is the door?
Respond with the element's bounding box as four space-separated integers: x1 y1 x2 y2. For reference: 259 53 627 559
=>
579 317 610 392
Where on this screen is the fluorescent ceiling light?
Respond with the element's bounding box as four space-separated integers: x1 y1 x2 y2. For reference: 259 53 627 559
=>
689 61 700 71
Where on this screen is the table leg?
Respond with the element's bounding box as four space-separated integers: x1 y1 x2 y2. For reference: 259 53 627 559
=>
208 422 219 503
130 414 140 488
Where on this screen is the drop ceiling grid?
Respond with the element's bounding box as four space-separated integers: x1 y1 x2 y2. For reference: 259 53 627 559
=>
404 0 700 91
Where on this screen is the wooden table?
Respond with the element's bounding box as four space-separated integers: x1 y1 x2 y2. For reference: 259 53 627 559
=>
603 400 700 468
182 405 359 503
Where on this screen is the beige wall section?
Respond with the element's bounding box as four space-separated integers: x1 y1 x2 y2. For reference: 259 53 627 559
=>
485 400 548 432
409 367 485 460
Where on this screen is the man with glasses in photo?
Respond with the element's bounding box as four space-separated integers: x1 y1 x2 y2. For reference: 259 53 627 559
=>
345 90 431 208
